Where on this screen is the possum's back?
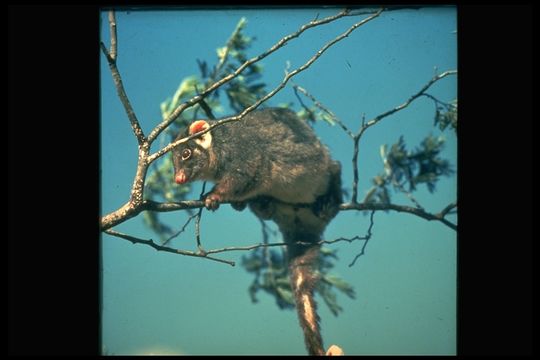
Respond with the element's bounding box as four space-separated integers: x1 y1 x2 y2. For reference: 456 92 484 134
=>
241 108 320 144
226 108 334 203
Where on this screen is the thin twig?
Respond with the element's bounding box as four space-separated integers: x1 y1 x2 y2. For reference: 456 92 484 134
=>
205 241 290 255
105 210 377 268
104 197 454 266
293 85 317 123
148 8 384 164
391 177 425 210
195 182 207 254
351 134 362 203
437 202 457 218
100 11 146 146
292 83 355 138
349 71 457 204
349 211 375 266
162 213 198 247
340 202 457 231
420 93 457 110
365 70 457 129
104 197 457 233
101 8 384 231
147 8 357 144
104 229 235 266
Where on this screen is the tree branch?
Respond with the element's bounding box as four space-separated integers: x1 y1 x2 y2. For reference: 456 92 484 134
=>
349 70 457 203
340 202 457 231
162 213 199 247
346 5 451 16
101 8 385 231
437 202 457 217
350 125 363 204
104 229 235 266
107 11 117 61
100 9 457 265
365 70 457 129
347 210 375 266
100 11 146 146
146 8 358 144
102 196 456 235
146 8 383 164
292 82 355 138
104 210 377 267
101 199 203 231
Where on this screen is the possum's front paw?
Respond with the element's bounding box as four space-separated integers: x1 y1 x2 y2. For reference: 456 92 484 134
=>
204 193 221 211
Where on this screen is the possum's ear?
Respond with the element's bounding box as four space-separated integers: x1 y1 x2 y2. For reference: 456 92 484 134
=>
189 120 212 149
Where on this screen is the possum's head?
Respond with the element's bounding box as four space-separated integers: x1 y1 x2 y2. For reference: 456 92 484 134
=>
172 120 214 185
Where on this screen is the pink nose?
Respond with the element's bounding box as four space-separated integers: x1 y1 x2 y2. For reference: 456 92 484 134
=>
175 173 187 184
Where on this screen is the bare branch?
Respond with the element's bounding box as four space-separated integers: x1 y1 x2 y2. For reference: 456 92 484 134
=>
142 199 205 212
102 8 385 232
108 11 117 61
100 201 138 231
104 229 235 266
103 196 455 267
104 209 377 267
205 241 290 255
340 202 457 231
146 9 357 144
162 213 199 246
391 176 425 210
348 211 375 266
420 93 457 110
351 132 362 203
346 5 455 18
292 83 355 138
292 83 318 122
365 70 457 129
101 8 457 266
148 8 383 164
103 197 456 235
437 202 457 218
101 10 146 146
103 227 330 266
349 71 456 203
100 199 204 231
148 9 382 145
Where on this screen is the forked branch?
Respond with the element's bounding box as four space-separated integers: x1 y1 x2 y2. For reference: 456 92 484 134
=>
100 8 384 231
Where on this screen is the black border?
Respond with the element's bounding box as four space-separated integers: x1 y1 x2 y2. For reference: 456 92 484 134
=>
457 4 533 356
8 4 533 356
8 5 100 356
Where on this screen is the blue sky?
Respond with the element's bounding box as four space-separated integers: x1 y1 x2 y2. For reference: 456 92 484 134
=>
100 7 457 355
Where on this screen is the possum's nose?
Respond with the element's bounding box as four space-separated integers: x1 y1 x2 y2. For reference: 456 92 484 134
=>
175 171 187 184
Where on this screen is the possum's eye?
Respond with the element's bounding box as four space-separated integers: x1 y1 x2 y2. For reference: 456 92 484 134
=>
181 148 192 160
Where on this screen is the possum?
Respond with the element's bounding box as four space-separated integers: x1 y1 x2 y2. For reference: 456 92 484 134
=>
172 107 343 355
